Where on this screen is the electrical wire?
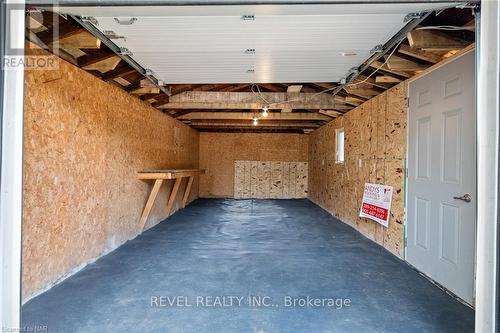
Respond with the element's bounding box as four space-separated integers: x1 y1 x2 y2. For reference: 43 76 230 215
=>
415 25 474 31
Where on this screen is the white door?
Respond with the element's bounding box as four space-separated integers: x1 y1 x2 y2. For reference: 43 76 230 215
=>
407 50 476 305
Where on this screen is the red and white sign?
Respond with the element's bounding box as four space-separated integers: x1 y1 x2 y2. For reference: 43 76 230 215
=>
359 183 393 227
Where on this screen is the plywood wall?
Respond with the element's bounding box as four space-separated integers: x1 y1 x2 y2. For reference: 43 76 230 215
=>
308 83 407 257
22 45 200 301
234 161 308 198
199 132 309 197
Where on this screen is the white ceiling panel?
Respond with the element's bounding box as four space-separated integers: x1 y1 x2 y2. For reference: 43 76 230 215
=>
56 3 457 84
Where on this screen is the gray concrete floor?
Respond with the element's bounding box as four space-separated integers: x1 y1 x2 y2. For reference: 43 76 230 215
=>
23 199 474 333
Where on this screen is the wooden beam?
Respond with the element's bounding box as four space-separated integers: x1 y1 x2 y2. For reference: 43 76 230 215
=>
282 85 303 113
384 54 428 71
82 56 121 73
407 29 468 51
161 91 340 110
151 95 170 108
77 47 116 67
354 75 392 90
398 44 442 64
369 61 412 78
178 112 331 121
190 121 321 128
165 178 182 217
375 76 402 84
182 177 194 208
101 61 136 81
138 179 163 231
37 21 85 44
344 87 380 98
319 110 342 118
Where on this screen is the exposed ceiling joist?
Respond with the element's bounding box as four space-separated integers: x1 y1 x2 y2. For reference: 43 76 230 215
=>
162 91 340 110
282 85 303 113
178 112 331 121
398 44 442 64
407 29 468 51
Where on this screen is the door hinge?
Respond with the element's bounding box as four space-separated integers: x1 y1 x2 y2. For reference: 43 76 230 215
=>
405 97 410 109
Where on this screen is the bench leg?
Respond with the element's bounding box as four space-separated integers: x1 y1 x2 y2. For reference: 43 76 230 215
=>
182 176 194 208
165 177 182 217
139 179 163 231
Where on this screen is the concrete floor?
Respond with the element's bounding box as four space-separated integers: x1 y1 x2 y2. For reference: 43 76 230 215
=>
23 199 474 333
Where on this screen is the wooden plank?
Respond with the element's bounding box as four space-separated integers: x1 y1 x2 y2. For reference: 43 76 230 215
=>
165 178 182 217
354 75 392 90
282 85 303 113
38 21 84 44
319 110 341 118
77 47 116 67
181 176 194 208
345 96 365 105
384 54 428 71
344 87 380 98
137 169 205 180
375 76 401 83
82 56 121 73
369 61 412 78
130 86 160 95
139 179 164 231
177 112 331 121
407 29 468 51
162 91 339 110
101 61 136 81
53 30 101 50
398 44 442 64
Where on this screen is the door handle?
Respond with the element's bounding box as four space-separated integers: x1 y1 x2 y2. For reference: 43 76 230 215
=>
453 194 472 203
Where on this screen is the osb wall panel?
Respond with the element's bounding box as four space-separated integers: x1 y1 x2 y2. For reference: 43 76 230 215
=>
22 45 199 301
199 133 309 197
308 83 407 257
234 161 308 198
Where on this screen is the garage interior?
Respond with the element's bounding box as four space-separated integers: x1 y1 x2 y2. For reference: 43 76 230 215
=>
17 1 481 332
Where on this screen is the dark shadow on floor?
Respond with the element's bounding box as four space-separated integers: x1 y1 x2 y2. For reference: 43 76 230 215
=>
22 199 474 333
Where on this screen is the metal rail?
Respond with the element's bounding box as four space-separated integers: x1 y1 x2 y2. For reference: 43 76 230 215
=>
72 15 172 97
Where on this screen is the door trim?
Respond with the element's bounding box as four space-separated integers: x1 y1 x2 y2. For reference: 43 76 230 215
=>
0 0 25 330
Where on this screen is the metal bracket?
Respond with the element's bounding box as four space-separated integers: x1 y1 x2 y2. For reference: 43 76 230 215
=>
114 17 137 25
103 30 126 41
81 16 98 26
118 47 132 56
242 15 255 21
370 44 384 54
404 12 424 23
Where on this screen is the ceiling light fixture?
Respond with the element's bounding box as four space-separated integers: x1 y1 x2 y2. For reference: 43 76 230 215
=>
340 51 358 57
252 117 259 126
262 106 269 117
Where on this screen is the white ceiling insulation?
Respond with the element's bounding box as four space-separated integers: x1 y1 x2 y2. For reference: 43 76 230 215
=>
57 3 455 84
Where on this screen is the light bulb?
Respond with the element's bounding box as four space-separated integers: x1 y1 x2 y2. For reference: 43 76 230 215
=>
252 117 258 126
262 106 269 117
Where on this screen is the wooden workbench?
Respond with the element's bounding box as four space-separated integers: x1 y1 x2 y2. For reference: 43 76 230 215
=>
137 169 205 231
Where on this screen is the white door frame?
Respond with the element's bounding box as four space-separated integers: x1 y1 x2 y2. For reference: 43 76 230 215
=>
404 3 500 332
475 2 499 332
0 0 25 331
